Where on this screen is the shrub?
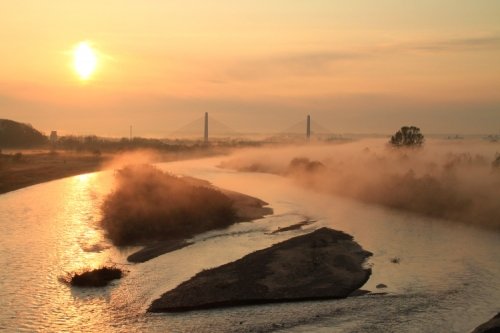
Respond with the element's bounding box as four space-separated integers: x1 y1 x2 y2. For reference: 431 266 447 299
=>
101 165 237 245
66 266 123 287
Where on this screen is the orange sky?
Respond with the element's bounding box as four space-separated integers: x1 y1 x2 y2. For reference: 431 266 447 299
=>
1 1 499 136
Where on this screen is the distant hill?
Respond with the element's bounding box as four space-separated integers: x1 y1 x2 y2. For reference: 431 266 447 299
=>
0 119 47 148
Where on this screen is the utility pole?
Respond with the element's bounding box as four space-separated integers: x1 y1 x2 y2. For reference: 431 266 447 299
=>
130 125 132 141
204 112 209 143
306 115 311 141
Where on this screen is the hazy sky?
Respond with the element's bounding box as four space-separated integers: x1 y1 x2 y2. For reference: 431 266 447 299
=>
1 1 499 136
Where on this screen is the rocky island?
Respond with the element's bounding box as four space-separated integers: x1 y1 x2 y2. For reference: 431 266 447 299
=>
149 227 372 312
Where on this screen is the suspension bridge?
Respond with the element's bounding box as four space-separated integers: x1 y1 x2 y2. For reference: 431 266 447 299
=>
168 112 336 142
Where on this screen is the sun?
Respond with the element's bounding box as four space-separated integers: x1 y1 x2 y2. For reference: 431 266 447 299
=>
73 41 97 80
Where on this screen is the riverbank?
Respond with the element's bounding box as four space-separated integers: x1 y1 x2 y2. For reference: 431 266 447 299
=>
0 151 108 194
0 148 231 195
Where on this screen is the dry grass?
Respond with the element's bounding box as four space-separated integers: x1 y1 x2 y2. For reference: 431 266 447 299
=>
0 150 107 194
101 164 237 246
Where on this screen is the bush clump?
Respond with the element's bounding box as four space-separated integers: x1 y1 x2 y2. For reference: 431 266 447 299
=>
390 126 424 147
287 157 326 174
101 164 237 245
68 266 123 287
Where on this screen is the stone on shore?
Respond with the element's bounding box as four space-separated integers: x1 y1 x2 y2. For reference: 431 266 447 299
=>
149 227 372 312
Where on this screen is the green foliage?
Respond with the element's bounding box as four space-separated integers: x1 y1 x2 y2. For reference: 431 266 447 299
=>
390 126 424 147
101 165 237 245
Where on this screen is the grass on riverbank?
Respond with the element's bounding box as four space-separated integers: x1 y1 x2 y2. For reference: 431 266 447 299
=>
0 150 107 194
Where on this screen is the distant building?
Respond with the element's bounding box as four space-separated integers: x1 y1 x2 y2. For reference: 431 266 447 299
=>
49 130 58 143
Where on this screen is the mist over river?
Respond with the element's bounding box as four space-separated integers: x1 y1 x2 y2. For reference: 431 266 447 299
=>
0 156 499 332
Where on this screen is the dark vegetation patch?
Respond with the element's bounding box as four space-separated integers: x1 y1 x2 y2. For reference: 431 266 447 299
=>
390 257 401 264
389 126 424 147
101 164 237 246
0 119 47 148
53 135 261 154
286 158 326 174
64 266 123 287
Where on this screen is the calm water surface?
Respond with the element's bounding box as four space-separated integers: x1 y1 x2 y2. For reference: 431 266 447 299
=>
0 157 499 332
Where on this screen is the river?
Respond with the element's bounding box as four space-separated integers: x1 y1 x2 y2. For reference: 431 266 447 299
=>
0 157 498 332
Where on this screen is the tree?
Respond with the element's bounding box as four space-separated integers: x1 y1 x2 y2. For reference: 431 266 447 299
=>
0 119 47 148
390 126 424 147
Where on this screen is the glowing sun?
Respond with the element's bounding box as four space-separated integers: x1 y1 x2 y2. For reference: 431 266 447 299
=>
73 42 97 80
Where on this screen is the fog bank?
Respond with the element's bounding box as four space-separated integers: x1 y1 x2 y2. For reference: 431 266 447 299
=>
220 139 500 229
